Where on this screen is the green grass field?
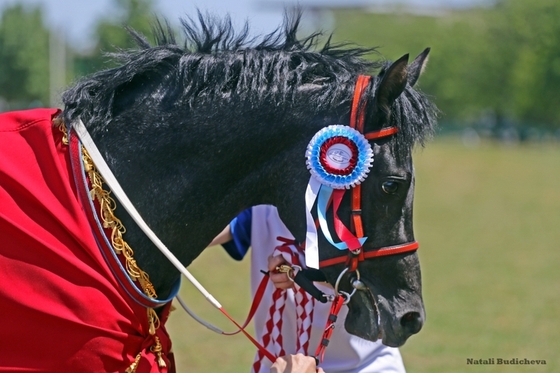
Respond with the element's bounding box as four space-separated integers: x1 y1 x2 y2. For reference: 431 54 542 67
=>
167 138 560 372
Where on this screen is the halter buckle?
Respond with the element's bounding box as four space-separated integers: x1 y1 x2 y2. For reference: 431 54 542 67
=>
275 264 301 282
349 248 362 256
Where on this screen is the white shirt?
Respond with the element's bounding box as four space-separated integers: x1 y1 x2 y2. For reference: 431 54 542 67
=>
247 205 406 373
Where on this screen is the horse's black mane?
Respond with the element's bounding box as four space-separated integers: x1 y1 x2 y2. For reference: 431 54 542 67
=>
62 11 437 151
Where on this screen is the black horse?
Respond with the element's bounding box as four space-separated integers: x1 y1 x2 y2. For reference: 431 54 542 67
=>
0 11 437 371
63 11 437 343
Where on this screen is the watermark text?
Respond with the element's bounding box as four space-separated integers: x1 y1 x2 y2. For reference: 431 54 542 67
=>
467 358 546 365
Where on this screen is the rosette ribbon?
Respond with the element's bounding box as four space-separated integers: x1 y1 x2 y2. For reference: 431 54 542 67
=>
304 125 373 269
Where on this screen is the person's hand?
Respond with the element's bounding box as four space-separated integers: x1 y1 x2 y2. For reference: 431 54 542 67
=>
270 353 325 373
268 255 295 290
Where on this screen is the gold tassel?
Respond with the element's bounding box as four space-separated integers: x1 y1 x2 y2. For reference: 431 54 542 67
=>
151 336 167 368
147 308 160 336
156 353 167 369
125 352 142 373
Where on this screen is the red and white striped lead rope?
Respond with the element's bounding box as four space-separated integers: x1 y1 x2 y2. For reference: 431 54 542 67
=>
252 238 316 373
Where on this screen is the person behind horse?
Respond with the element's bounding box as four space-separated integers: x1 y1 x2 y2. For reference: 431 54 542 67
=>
211 205 406 373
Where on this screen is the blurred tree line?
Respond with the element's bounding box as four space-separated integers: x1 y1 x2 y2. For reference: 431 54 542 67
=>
332 0 560 133
0 0 155 110
1 0 559 134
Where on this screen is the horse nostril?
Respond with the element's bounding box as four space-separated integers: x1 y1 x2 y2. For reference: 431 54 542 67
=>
400 312 423 334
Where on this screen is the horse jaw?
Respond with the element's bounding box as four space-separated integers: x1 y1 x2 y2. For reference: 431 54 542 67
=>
343 254 425 347
343 286 381 342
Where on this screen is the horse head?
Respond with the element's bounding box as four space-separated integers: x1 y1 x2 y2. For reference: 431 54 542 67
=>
271 48 435 347
61 12 437 348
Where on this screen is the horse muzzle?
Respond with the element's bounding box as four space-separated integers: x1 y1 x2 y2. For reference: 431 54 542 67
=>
344 275 425 347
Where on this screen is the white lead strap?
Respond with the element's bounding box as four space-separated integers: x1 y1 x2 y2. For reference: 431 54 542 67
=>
72 119 222 310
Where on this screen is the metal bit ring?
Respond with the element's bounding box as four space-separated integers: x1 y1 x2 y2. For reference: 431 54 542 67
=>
334 267 360 301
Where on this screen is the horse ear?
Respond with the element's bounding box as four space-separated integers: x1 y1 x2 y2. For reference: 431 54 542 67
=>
408 47 430 87
373 53 409 126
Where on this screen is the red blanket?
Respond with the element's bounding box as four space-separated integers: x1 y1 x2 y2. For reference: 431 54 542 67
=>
0 109 175 372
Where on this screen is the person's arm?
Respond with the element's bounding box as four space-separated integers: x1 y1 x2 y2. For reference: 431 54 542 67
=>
208 224 233 246
211 208 252 261
270 354 325 373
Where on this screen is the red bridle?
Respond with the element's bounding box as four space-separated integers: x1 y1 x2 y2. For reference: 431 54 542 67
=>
228 76 421 366
309 75 420 363
319 75 419 271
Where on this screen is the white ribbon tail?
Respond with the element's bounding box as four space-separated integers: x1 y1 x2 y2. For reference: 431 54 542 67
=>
304 177 322 269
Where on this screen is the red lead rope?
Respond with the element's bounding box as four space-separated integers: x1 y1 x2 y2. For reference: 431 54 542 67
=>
314 295 346 363
217 273 277 363
219 306 277 363
237 273 347 367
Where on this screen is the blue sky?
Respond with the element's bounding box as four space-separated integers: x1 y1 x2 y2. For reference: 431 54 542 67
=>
0 0 286 48
0 0 489 49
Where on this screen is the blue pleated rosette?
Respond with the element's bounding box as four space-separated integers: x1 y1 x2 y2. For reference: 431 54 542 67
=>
306 125 374 189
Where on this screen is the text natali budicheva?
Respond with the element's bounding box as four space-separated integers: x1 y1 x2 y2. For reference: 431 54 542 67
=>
467 358 546 365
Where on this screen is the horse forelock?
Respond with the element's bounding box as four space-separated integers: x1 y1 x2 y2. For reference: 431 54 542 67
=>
386 83 438 159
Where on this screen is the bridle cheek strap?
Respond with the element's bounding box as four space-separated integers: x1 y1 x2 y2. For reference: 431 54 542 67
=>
335 75 417 271
348 75 370 246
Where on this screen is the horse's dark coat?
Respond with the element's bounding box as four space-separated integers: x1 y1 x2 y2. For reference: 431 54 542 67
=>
38 10 435 349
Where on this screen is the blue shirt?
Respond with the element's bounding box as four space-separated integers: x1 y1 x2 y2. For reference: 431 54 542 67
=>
222 208 252 260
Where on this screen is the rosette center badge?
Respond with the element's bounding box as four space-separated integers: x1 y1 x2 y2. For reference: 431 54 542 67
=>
306 125 374 189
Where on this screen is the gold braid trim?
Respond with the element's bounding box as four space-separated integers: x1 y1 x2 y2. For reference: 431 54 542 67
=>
81 148 157 299
54 122 166 371
150 335 167 368
125 353 142 373
82 148 167 370
53 117 68 145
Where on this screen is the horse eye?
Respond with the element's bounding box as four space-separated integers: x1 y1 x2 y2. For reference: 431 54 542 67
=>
382 181 399 194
